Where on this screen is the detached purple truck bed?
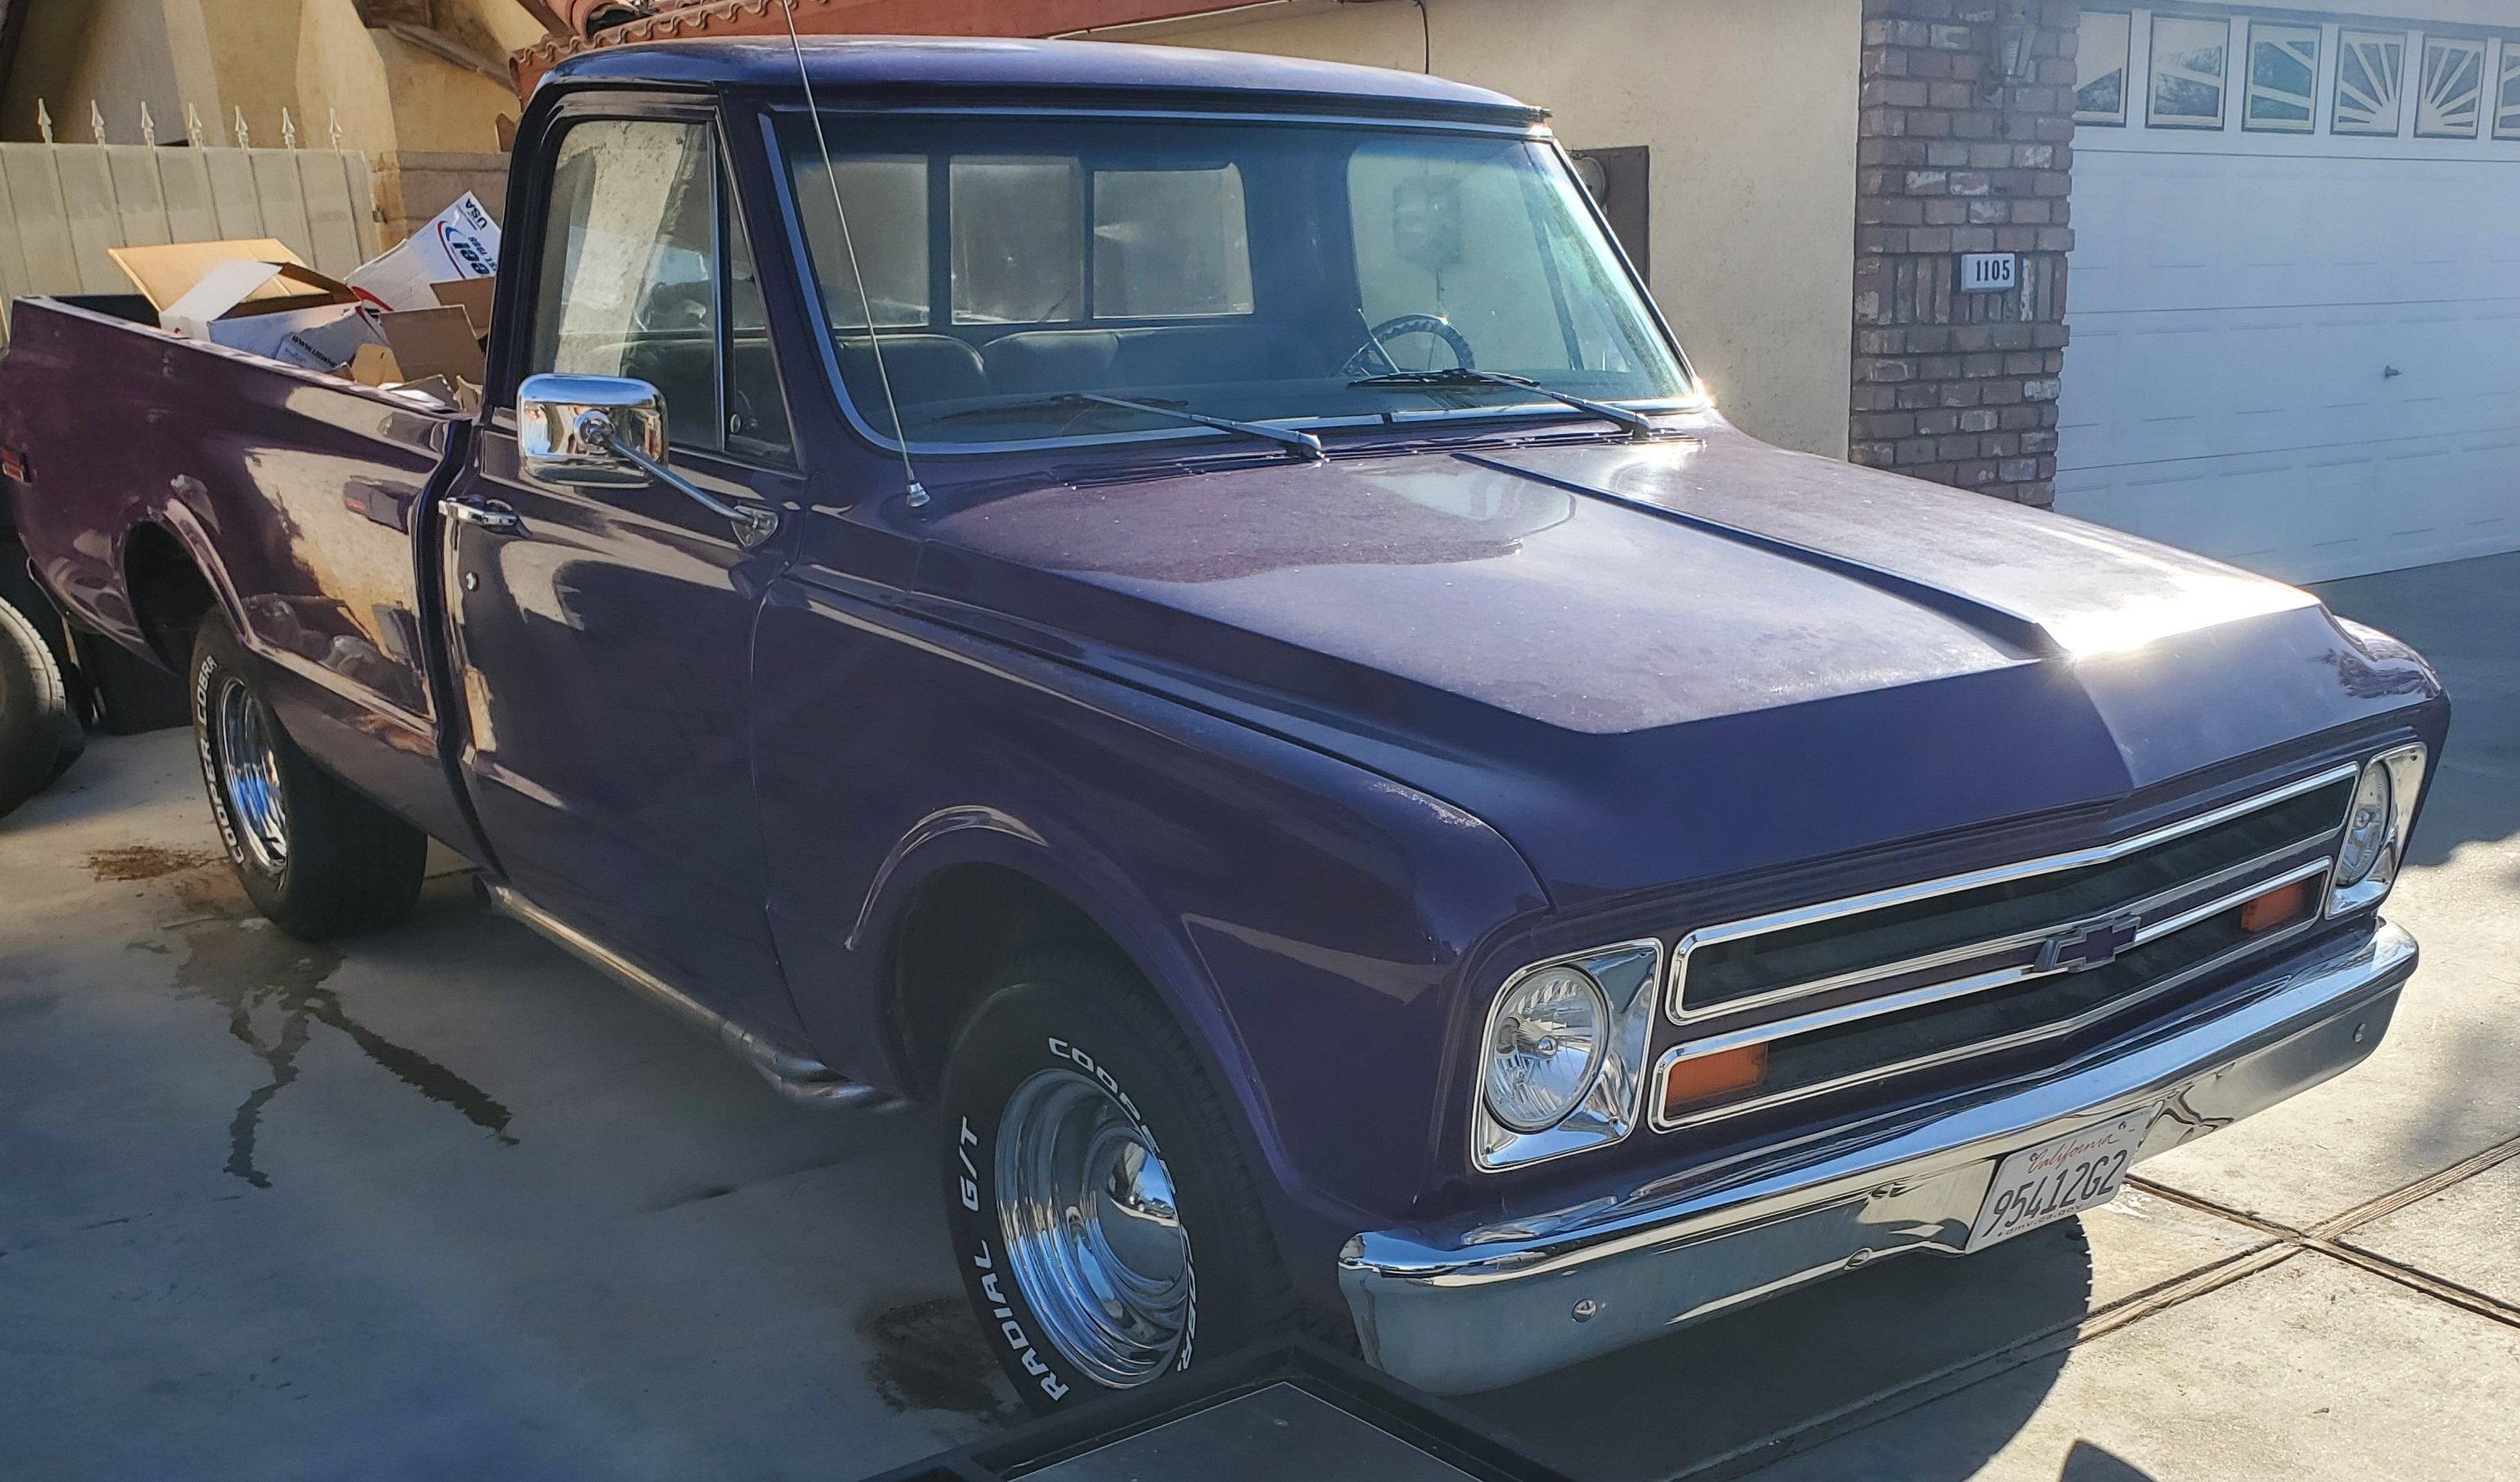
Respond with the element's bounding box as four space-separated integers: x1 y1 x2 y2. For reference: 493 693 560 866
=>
0 38 2446 1401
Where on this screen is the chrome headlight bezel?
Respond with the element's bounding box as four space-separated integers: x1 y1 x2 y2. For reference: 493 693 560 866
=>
1472 940 1662 1172
2328 743 2427 917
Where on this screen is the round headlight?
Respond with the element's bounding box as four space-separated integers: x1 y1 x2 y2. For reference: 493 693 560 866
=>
1484 965 1609 1133
2337 761 2394 884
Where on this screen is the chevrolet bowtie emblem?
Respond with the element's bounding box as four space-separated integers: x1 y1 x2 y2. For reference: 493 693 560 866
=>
2035 914 2142 973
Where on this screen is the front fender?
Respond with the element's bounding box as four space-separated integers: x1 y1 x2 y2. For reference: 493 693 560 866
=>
751 574 1548 1256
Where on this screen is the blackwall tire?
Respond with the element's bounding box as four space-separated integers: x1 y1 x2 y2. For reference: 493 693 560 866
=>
46 703 86 784
941 950 1303 1413
192 614 426 939
0 592 70 819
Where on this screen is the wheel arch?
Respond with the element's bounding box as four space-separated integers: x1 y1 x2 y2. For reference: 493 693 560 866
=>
119 516 230 671
867 815 1251 1123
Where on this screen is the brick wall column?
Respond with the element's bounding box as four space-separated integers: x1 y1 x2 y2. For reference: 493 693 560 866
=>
1849 1 2078 507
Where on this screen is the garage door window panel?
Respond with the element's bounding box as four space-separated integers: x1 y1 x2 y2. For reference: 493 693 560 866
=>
2498 43 2520 141
2416 36 2487 139
2148 16 2231 130
2076 11 2131 126
2335 30 2408 136
2244 23 2319 134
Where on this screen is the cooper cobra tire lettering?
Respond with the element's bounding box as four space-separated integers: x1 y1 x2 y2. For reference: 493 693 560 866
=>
1045 1036 1147 1128
193 649 248 869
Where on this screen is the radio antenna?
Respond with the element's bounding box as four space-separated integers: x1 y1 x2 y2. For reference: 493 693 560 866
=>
779 0 927 508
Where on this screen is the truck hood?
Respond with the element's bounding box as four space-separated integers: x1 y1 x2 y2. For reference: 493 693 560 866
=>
918 421 2438 909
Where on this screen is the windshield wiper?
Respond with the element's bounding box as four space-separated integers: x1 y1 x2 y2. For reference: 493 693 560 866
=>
939 391 1324 461
1347 368 1660 440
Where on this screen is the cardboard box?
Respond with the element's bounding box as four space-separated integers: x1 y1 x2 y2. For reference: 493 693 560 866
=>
346 306 485 387
430 278 495 341
155 257 386 371
278 306 390 373
107 238 309 314
349 193 501 312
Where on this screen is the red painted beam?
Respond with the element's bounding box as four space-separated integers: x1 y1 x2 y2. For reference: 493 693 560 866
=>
512 0 1256 93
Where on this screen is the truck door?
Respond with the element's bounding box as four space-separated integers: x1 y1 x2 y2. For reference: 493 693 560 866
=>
440 109 803 1037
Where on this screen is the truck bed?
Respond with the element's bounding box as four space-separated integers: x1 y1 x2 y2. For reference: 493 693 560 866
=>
0 296 476 847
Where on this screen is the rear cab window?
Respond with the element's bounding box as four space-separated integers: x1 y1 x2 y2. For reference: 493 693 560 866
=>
775 111 1687 451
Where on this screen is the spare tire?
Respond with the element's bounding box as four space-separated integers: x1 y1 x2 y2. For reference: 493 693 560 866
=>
0 590 74 818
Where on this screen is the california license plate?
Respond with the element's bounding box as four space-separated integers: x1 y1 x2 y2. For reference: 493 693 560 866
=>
1963 1105 2158 1254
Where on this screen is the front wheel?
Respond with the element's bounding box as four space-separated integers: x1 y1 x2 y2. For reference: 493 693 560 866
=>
941 951 1301 1412
192 614 427 938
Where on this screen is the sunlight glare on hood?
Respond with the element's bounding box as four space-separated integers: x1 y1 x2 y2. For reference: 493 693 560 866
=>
2044 577 2311 657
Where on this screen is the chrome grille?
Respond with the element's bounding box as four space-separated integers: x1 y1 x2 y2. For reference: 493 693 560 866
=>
1651 764 2359 1129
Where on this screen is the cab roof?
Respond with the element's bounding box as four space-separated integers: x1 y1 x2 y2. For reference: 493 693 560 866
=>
541 36 1543 124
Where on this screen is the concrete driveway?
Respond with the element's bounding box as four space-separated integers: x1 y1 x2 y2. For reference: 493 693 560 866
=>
3 552 2513 1482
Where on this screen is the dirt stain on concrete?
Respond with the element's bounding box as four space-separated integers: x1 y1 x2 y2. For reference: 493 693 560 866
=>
859 1295 1022 1423
84 845 222 881
168 888 517 1188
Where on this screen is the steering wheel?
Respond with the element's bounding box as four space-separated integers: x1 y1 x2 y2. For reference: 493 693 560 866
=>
1344 314 1476 377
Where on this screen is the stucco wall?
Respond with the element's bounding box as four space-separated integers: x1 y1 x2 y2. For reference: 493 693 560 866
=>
296 1 517 159
1110 0 1866 457
4 0 535 158
1 0 185 142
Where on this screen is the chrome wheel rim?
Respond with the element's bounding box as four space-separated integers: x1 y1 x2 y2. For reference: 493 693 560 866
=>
996 1066 1193 1389
211 675 288 872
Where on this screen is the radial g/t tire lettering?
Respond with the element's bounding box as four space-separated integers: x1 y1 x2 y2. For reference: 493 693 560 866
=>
941 949 1303 1412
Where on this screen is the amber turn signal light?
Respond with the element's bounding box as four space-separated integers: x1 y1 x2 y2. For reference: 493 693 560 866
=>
1663 1043 1768 1116
2239 879 2310 933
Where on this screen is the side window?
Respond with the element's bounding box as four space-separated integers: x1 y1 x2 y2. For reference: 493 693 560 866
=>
531 120 723 451
1568 146 1649 282
724 196 793 461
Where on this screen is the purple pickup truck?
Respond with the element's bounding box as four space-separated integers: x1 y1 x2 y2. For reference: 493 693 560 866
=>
0 38 2446 1403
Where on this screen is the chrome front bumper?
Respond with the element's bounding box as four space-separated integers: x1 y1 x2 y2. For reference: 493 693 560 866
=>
1339 922 2416 1394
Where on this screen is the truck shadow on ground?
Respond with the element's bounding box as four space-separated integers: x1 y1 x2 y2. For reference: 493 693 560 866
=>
1486 1218 2093 1481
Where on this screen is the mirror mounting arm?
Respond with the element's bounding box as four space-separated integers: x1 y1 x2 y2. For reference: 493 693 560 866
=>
579 410 781 550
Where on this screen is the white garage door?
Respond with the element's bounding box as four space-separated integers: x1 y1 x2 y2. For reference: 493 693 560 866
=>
2056 10 2520 583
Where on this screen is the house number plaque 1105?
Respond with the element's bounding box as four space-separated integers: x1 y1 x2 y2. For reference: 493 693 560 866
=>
1960 252 2018 293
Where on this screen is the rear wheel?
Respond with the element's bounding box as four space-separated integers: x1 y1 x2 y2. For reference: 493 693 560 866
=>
0 592 75 818
192 614 426 938
941 950 1302 1412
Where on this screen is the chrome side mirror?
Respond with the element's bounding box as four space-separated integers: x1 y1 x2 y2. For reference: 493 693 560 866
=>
515 373 777 549
518 373 663 488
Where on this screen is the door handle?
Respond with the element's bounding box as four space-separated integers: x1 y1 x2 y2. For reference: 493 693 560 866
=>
444 495 523 535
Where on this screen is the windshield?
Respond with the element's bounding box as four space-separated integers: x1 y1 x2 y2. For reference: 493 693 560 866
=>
775 113 1691 449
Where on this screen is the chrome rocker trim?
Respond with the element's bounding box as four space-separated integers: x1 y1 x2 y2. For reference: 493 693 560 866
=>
1340 921 2416 1394
481 880 889 1109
